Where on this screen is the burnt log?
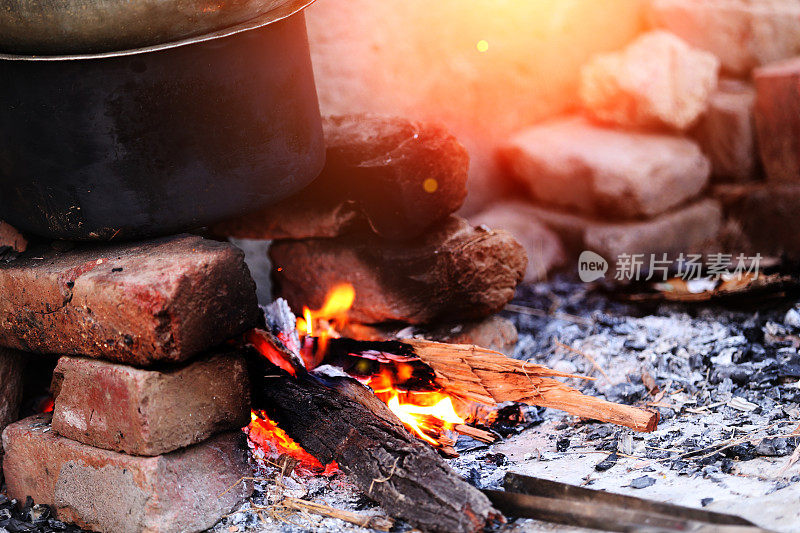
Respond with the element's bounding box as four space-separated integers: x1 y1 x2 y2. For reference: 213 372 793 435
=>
253 368 503 533
270 216 527 325
213 115 469 242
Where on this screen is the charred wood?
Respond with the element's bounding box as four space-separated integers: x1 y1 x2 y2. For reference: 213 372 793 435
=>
248 358 503 533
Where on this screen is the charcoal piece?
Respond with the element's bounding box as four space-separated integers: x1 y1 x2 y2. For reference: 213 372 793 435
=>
595 453 619 472
630 476 656 489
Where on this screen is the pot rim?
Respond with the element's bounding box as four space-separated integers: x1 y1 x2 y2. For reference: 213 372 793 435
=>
0 0 315 62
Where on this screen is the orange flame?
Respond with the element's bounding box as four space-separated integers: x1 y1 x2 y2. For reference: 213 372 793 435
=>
247 410 337 475
368 369 465 446
250 284 473 451
385 392 464 445
297 283 355 366
297 283 355 335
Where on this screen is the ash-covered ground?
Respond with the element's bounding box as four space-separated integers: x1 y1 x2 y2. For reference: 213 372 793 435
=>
214 276 800 533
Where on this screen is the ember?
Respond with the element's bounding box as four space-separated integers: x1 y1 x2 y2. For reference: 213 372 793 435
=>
247 410 338 475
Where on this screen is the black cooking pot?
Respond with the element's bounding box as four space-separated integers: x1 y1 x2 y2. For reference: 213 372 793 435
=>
0 0 324 240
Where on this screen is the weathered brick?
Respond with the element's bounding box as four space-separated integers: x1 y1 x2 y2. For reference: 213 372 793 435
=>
695 80 759 182
271 216 527 325
0 347 25 484
2 415 252 533
526 199 723 260
649 0 800 77
755 58 800 183
213 115 469 241
581 31 719 131
0 235 260 365
500 118 711 219
51 353 250 456
714 183 800 259
0 221 26 253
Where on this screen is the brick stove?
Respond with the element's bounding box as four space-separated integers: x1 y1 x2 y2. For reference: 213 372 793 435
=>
0 235 260 532
0 115 539 533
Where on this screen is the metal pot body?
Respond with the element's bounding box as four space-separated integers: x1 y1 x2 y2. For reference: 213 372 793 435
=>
0 9 324 241
0 0 295 55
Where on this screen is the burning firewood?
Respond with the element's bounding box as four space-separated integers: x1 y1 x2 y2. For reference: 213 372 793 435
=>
245 292 658 532
405 339 659 433
311 336 657 433
249 361 504 533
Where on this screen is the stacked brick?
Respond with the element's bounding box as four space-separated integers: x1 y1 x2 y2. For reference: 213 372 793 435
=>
490 32 723 266
0 234 259 533
486 1 800 267
650 0 800 260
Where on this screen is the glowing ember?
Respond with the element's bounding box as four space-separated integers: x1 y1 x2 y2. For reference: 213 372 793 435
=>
39 396 54 414
247 410 337 475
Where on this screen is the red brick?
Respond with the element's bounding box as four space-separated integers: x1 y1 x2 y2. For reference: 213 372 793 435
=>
2 415 252 533
51 353 250 456
649 0 800 77
526 199 723 260
0 235 259 365
213 115 469 241
0 347 24 484
755 58 800 183
500 118 711 219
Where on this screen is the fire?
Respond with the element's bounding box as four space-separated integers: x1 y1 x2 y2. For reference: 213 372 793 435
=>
385 393 464 446
249 283 471 452
297 283 355 365
297 283 355 337
247 410 337 475
369 368 465 446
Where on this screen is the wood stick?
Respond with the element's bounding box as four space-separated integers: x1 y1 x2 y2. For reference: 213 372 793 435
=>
249 361 503 533
405 340 658 433
454 424 497 443
280 497 394 531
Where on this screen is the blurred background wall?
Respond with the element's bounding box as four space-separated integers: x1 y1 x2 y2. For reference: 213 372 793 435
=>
305 0 646 213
